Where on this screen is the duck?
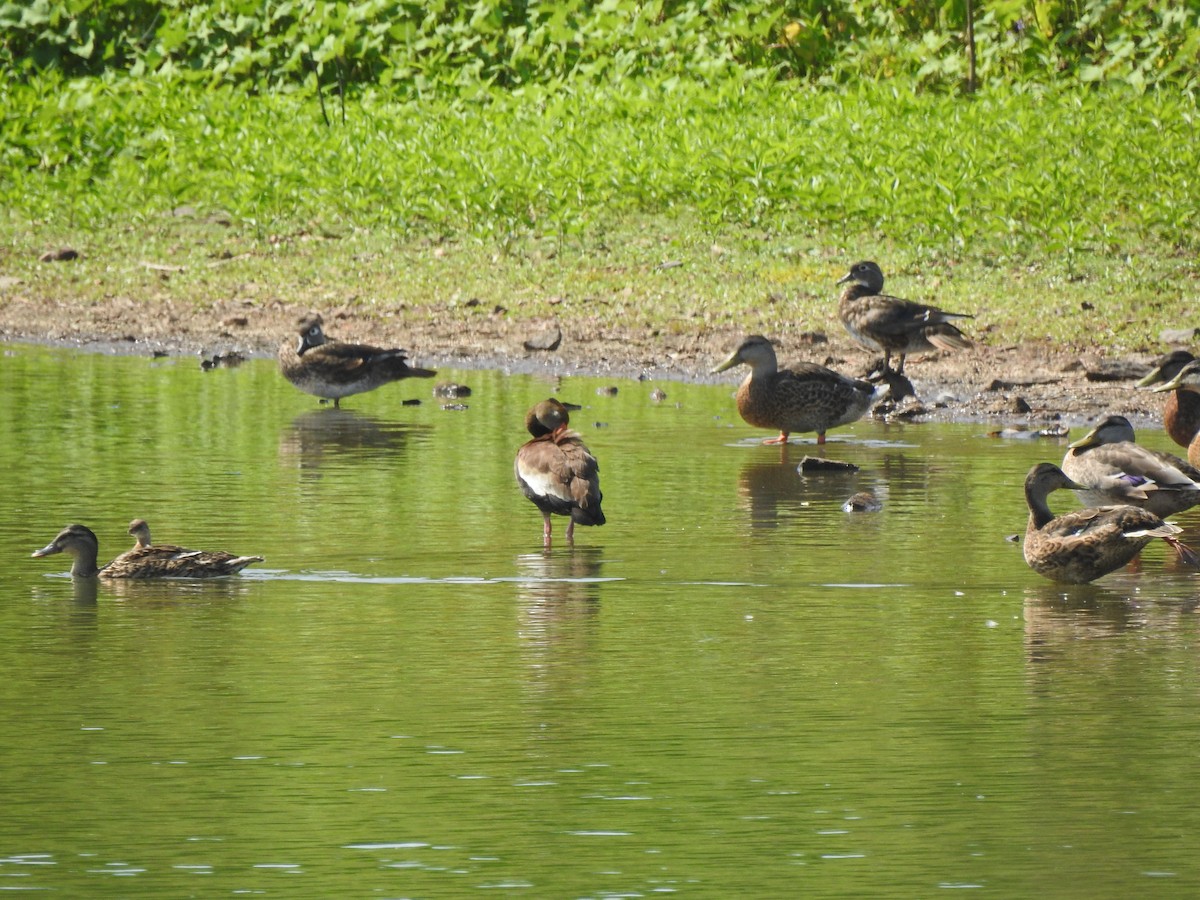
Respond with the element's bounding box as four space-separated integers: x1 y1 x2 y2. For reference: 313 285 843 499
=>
1022 463 1197 584
712 335 875 445
836 260 972 374
1061 414 1200 517
1137 350 1200 450
32 523 263 578
278 312 436 407
515 398 605 548
1150 359 1200 468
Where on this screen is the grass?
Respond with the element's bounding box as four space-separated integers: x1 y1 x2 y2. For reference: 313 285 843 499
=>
2 75 1198 356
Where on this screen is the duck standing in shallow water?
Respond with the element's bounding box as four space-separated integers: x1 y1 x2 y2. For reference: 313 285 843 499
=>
1137 350 1200 451
33 524 263 578
836 260 972 374
712 335 875 445
515 399 605 548
1021 463 1197 584
1061 414 1200 517
1150 358 1200 468
279 312 436 407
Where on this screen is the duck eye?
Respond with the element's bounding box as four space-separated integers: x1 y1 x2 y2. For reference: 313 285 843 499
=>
308 326 321 336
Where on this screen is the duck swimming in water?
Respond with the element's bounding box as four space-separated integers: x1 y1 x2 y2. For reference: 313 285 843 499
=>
33 523 263 578
1021 463 1197 584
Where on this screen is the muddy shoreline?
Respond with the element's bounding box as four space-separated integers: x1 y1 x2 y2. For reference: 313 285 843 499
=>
0 296 1181 432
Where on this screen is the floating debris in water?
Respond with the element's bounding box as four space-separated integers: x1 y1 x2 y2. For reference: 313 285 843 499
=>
987 425 1069 440
441 403 469 411
797 456 859 474
650 388 667 402
843 491 882 512
596 386 618 396
434 382 471 399
402 398 422 406
200 351 246 370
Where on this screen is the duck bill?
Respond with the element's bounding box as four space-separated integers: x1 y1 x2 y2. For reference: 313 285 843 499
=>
1067 432 1100 450
1148 375 1184 393
836 272 853 285
1135 366 1168 388
711 353 741 374
31 542 62 558
1063 477 1089 491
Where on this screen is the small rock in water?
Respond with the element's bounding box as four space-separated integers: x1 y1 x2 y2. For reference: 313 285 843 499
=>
842 491 882 513
797 456 859 474
401 398 422 406
650 388 668 402
596 386 618 396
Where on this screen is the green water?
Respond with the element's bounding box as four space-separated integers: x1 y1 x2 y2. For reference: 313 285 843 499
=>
2 343 1200 897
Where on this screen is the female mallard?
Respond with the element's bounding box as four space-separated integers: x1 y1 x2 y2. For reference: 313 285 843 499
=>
1151 359 1200 468
1022 463 1197 584
712 335 875 445
836 260 972 374
33 523 263 578
515 398 605 548
1061 414 1200 517
1141 351 1200 451
279 312 436 407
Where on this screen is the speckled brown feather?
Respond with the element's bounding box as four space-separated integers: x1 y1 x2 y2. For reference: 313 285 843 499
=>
1022 463 1190 584
278 312 435 405
33 524 262 579
836 261 971 373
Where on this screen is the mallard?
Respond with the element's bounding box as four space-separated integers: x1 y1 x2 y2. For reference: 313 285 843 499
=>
1150 359 1200 468
515 398 605 548
836 260 972 374
1061 414 1200 517
33 524 263 578
1022 463 1197 584
279 312 436 407
712 335 875 445
1138 350 1200 450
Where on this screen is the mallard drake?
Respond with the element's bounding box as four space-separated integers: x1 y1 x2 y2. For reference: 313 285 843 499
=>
1151 359 1200 468
1061 414 1200 517
279 312 436 407
1138 350 1200 450
33 524 263 578
515 398 605 548
712 335 875 445
836 260 972 374
1022 463 1196 584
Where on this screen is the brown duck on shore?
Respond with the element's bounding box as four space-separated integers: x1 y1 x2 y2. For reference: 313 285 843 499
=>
1151 359 1200 468
712 335 875 445
279 312 436 407
1061 414 1200 517
1137 349 1200 450
515 398 605 548
33 524 263 578
836 260 972 374
1022 463 1197 584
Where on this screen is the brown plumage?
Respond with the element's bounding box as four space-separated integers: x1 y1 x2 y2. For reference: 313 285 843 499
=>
1138 350 1200 450
1150 359 1200 469
712 335 875 445
33 523 263 579
515 398 605 548
836 260 972 374
278 312 436 407
1061 415 1200 517
1022 463 1197 584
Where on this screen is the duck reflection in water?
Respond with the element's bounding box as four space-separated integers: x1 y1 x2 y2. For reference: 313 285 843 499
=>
280 407 419 472
515 547 605 696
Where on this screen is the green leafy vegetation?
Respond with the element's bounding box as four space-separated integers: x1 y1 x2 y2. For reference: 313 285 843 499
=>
1 2 1198 358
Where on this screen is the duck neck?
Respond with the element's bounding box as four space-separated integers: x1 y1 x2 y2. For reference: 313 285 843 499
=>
1025 484 1055 530
69 548 102 579
840 283 875 303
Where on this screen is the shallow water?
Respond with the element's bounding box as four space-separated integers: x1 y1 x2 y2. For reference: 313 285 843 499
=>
3 343 1200 896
